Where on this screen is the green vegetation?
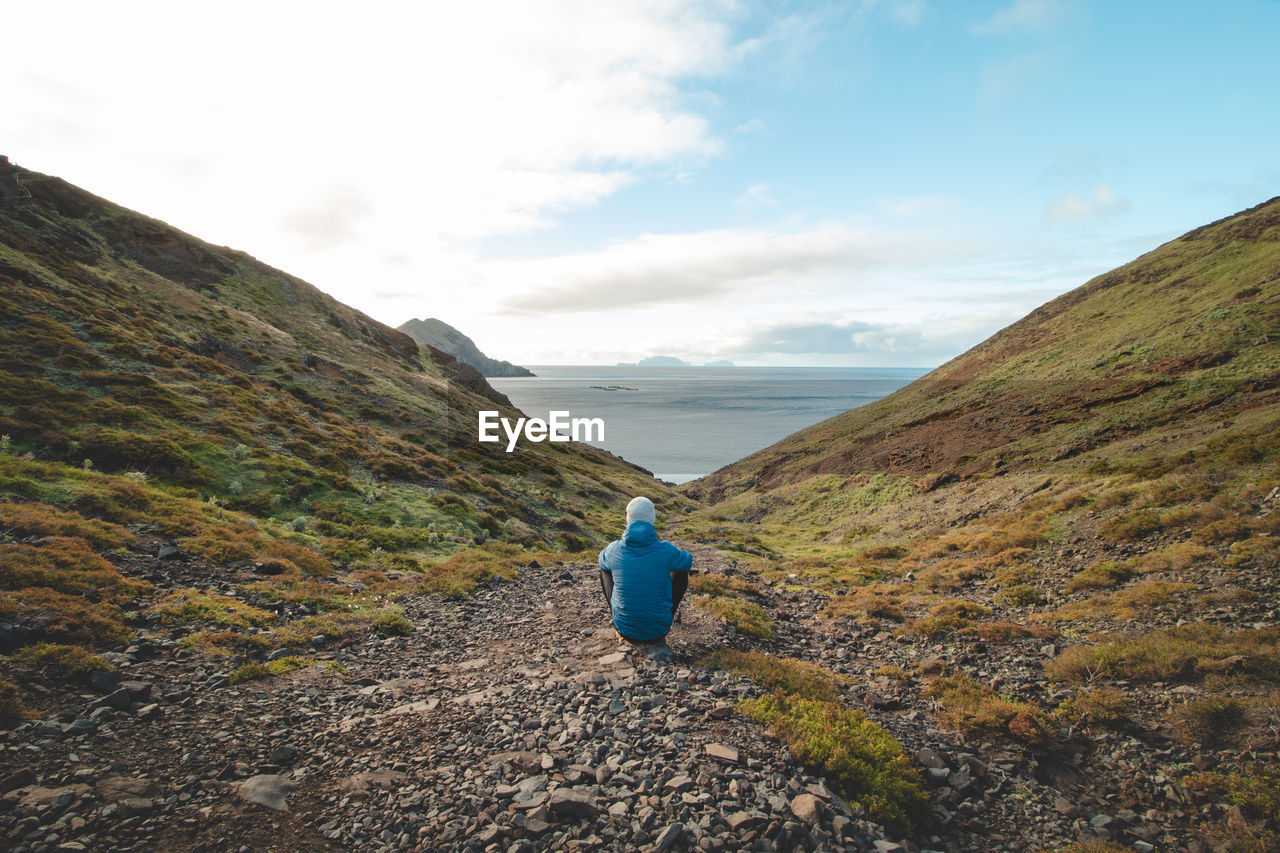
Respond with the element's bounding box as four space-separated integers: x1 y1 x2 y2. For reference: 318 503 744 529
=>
923 674 1055 746
0 678 29 727
740 694 931 831
703 649 841 703
11 642 114 680
1045 625 1280 684
690 574 775 638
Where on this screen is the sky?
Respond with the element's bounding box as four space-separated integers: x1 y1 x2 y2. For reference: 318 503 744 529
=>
4 1 1279 367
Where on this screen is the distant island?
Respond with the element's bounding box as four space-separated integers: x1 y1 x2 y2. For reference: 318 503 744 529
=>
398 317 534 377
637 355 689 366
615 356 735 367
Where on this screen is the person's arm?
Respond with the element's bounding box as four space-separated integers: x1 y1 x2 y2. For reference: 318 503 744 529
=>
599 569 615 616
670 570 688 619
599 545 615 616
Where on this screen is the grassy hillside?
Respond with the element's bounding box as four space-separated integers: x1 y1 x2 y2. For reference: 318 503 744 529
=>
676 199 1280 849
0 163 681 718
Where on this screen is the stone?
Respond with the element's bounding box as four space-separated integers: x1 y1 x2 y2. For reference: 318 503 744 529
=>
239 774 298 811
117 796 154 818
119 680 152 702
270 745 299 765
705 743 740 764
598 652 627 666
654 822 684 851
96 776 159 802
18 784 91 808
916 747 947 769
95 688 133 711
547 787 597 818
2 768 37 793
725 811 761 831
89 671 123 692
789 793 822 826
873 841 905 853
664 774 694 793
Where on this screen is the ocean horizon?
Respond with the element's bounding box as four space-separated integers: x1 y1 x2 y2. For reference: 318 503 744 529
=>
490 365 930 484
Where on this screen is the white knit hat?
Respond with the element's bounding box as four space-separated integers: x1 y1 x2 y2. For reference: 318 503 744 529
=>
626 496 656 525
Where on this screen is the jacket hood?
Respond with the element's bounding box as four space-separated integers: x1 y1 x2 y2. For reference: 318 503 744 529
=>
622 520 658 546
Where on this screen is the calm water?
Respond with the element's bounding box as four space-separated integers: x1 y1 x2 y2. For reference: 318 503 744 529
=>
490 366 929 484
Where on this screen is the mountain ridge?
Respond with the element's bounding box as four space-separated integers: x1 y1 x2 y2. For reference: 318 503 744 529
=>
398 317 534 378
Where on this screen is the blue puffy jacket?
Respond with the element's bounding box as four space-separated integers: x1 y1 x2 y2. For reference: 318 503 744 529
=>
599 521 693 641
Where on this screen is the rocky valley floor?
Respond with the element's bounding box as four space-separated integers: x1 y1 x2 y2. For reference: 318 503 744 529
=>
1 540 1269 853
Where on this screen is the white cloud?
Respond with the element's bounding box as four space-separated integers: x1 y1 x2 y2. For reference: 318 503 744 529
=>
1043 184 1131 225
735 183 777 209
733 118 769 135
971 0 1067 35
494 223 963 315
0 0 743 274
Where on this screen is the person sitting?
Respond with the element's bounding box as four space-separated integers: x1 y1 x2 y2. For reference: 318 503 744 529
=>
598 496 692 643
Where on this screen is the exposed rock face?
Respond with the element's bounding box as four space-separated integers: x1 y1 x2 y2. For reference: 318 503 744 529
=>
399 317 534 377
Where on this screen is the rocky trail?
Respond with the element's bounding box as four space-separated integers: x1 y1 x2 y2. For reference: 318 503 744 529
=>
1 541 1247 853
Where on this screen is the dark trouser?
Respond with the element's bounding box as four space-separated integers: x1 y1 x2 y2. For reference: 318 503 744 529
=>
599 570 688 622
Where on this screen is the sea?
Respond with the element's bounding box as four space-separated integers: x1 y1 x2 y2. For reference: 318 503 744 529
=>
489 366 930 484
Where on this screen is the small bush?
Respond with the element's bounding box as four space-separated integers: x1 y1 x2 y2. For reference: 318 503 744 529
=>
1045 624 1280 684
1098 509 1163 542
703 649 840 703
906 599 991 638
1194 516 1260 545
695 595 775 639
151 589 276 628
997 584 1044 606
1170 696 1249 744
0 678 30 727
229 655 311 685
740 694 930 831
824 584 908 622
1055 688 1130 729
924 674 1054 745
371 607 414 636
1066 561 1132 593
0 587 133 645
12 642 114 681
0 501 136 549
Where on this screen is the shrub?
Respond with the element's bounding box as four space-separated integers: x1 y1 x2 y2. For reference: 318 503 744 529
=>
12 642 114 681
740 694 930 831
695 595 775 639
1170 696 1249 744
1045 624 1280 684
0 677 30 727
1098 510 1163 542
1194 516 1260 545
906 599 991 638
0 537 152 600
703 649 841 703
0 501 136 549
229 655 316 685
371 607 414 636
0 587 133 645
151 589 276 628
923 674 1054 745
1054 688 1130 729
824 584 908 622
1066 561 1133 593
997 584 1044 606
417 544 524 598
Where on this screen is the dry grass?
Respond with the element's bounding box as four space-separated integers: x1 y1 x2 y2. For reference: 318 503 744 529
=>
924 674 1054 746
703 649 841 703
1045 624 1280 684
